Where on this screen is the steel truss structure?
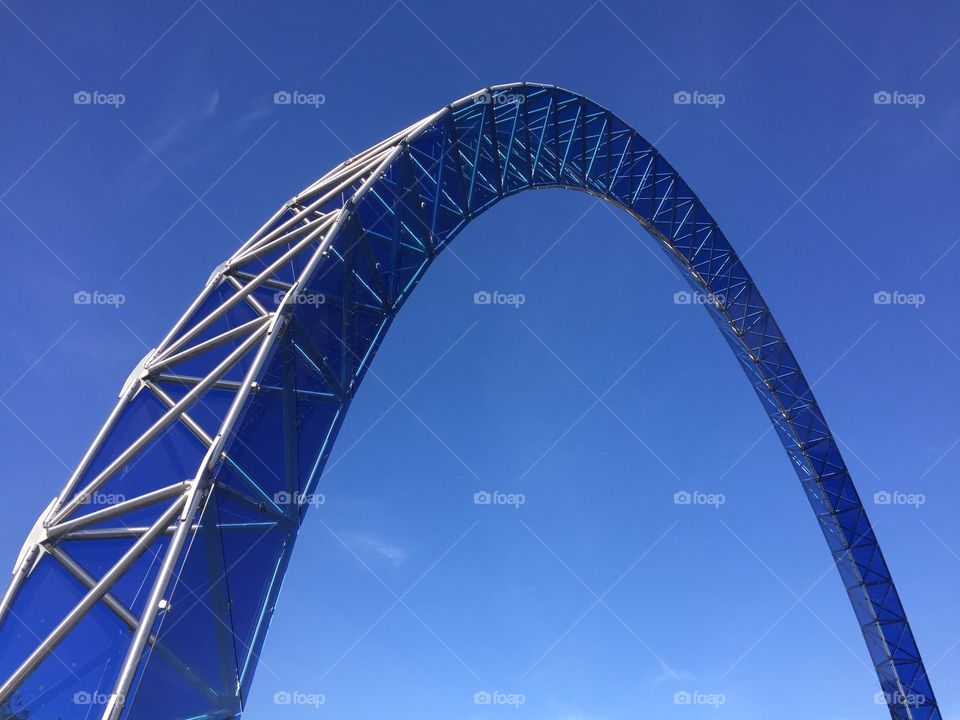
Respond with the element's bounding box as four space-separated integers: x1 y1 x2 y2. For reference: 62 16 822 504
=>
0 83 940 719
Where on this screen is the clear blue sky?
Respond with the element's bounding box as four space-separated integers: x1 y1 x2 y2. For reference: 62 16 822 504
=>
2 1 959 718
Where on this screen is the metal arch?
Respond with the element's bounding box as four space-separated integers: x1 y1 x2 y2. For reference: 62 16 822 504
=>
0 83 940 720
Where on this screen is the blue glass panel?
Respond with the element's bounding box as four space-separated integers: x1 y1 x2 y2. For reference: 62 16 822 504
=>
0 557 131 719
59 536 170 617
125 500 241 720
154 381 237 441
64 389 167 508
88 420 206 519
197 487 293 701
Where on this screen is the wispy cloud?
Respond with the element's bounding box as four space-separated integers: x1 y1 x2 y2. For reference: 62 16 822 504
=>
151 88 220 154
232 105 276 133
649 659 696 686
345 532 408 566
113 88 225 198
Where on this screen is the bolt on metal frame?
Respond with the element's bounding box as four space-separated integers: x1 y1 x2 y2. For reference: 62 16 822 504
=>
0 83 940 720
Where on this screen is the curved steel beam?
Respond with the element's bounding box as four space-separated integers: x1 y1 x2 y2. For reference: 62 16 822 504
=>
0 83 939 720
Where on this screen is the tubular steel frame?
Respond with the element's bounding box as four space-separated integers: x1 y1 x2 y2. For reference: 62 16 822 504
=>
0 83 940 719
